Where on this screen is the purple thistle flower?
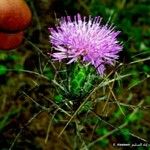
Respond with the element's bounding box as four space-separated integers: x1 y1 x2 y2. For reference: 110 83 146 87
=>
48 14 122 76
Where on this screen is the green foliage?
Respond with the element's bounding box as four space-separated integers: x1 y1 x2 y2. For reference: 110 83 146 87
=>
113 107 126 120
143 65 150 73
0 52 23 74
43 66 54 80
0 65 7 75
96 127 109 135
54 94 63 103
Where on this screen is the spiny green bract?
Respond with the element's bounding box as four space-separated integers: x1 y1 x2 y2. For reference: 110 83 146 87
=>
68 63 97 99
56 62 99 100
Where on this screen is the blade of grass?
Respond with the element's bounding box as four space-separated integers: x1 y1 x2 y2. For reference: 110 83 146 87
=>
129 57 150 65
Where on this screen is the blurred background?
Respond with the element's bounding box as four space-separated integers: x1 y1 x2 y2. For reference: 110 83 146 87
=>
0 0 150 149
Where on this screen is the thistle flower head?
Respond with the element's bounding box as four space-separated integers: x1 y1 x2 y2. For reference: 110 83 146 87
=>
48 14 122 76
